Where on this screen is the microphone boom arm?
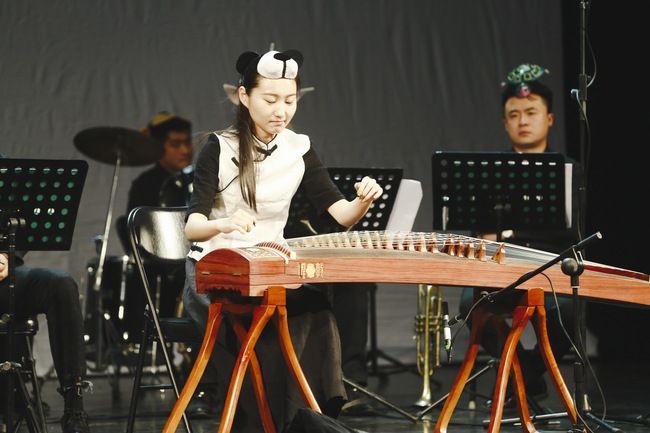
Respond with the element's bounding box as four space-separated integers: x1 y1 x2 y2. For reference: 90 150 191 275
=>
483 231 602 305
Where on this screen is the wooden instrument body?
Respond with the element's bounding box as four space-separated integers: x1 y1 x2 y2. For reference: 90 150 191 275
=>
195 232 650 307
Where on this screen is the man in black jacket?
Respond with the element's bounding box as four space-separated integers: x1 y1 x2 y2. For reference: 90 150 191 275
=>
125 112 194 213
458 64 578 408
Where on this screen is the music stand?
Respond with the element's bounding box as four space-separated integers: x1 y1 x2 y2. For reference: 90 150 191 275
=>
431 151 568 237
0 158 88 433
285 167 403 237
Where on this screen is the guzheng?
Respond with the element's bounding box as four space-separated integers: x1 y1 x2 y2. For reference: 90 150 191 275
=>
195 231 650 306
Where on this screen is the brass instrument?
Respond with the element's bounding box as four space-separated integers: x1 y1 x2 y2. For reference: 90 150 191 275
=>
414 284 443 407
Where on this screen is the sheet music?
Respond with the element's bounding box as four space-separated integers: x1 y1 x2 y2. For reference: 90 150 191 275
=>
386 179 422 232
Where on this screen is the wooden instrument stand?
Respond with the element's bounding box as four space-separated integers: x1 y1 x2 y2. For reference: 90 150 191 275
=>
163 286 321 433
435 287 578 433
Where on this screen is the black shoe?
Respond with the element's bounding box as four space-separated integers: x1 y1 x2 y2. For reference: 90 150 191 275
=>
340 387 376 416
484 376 548 410
186 389 220 419
61 409 90 433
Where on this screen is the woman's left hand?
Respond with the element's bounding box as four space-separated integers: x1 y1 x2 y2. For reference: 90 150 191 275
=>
354 176 383 203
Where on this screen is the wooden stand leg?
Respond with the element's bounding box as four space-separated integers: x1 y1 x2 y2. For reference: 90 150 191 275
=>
435 287 577 433
532 301 577 424
272 290 321 411
227 313 275 431
218 296 277 433
486 300 536 433
163 302 224 433
163 286 321 433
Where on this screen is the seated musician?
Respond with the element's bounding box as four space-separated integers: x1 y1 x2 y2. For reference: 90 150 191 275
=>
0 152 92 433
181 49 383 432
226 71 374 416
458 64 579 408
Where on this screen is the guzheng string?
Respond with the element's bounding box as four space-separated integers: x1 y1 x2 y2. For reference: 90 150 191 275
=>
284 230 559 265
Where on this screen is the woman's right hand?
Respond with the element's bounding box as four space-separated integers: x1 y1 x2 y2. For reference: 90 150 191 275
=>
217 208 257 235
185 210 257 241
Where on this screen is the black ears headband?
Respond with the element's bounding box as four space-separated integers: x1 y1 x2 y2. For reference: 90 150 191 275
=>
236 49 303 80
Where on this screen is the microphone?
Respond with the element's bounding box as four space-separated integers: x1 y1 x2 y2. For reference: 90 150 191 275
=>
442 301 452 361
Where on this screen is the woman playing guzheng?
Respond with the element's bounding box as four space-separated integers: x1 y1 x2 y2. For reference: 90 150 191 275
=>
181 48 383 432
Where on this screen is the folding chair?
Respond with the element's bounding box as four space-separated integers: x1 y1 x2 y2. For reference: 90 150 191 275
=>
0 316 48 432
125 206 203 433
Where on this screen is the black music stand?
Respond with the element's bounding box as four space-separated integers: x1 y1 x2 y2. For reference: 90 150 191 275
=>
432 151 568 236
0 158 88 433
286 167 403 236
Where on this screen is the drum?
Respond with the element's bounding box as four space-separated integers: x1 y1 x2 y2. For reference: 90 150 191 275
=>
84 255 186 348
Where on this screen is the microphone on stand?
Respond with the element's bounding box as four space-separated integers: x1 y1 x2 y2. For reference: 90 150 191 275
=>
442 301 452 362
448 314 463 326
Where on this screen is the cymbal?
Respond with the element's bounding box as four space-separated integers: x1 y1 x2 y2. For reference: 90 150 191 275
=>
73 126 163 166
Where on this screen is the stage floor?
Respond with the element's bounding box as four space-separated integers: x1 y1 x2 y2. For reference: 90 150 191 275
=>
11 355 650 433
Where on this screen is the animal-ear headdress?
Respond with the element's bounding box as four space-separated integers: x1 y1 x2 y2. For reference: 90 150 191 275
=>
501 63 549 98
236 49 304 82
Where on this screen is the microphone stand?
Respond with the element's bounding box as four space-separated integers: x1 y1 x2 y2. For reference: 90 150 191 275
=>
481 230 634 432
417 231 603 423
568 2 627 432
483 233 600 431
483 232 603 430
562 254 628 433
561 255 591 433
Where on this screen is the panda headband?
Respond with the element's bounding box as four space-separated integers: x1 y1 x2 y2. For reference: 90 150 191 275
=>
236 49 303 86
501 63 549 98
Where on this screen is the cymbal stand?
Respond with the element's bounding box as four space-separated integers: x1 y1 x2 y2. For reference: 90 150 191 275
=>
1 214 45 433
88 149 123 372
